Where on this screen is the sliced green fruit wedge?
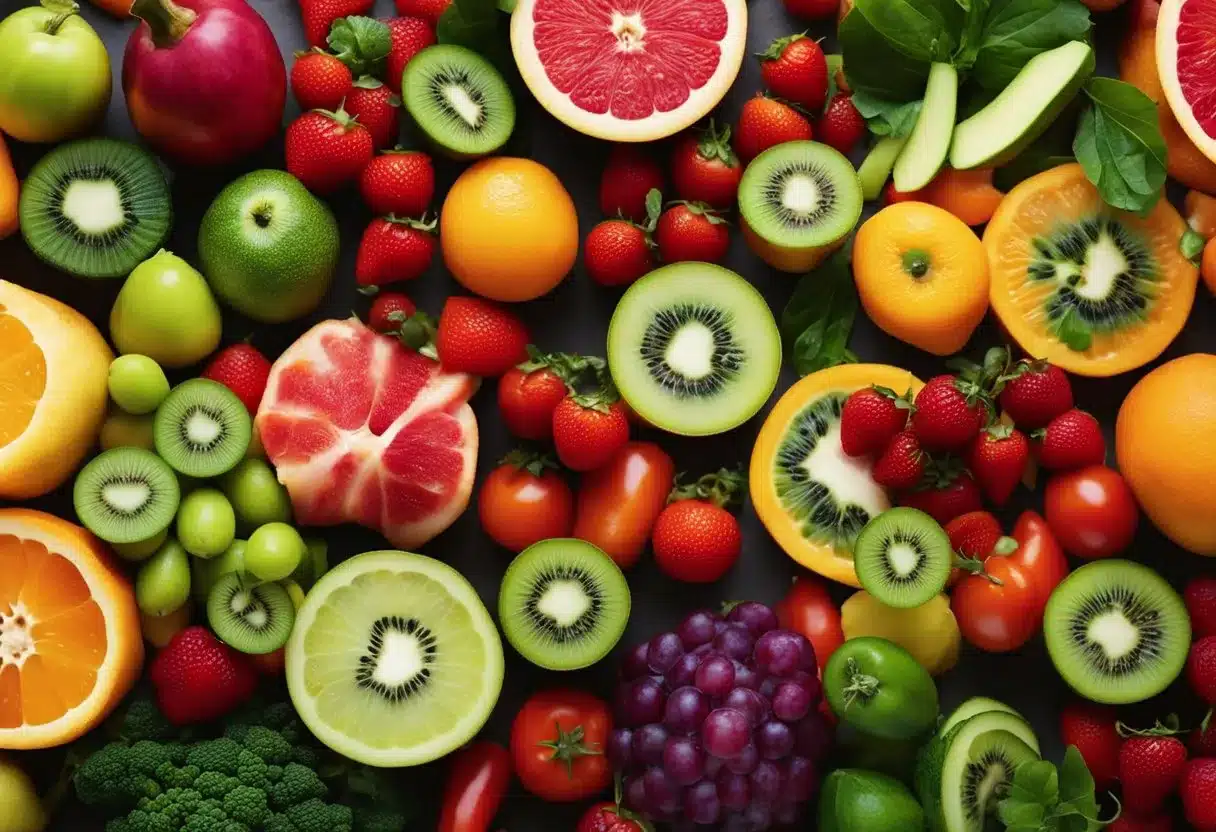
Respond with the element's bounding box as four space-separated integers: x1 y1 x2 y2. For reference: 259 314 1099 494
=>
937 696 1029 739
286 550 504 767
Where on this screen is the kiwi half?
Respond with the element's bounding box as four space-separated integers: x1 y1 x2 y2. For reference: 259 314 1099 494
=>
499 538 630 671
206 572 295 655
19 138 172 279
607 263 782 436
73 447 180 544
154 379 252 479
1044 559 1191 704
854 508 952 608
403 44 515 158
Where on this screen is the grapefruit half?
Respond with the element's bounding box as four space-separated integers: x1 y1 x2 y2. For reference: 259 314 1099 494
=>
510 0 748 142
1158 0 1216 163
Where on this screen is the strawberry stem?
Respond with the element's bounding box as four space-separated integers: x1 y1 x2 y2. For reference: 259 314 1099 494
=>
668 466 747 508
500 448 559 478
1116 716 1185 739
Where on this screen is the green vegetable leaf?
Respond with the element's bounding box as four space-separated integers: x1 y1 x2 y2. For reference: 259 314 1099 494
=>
1073 77 1167 214
438 0 510 69
953 0 991 71
971 0 1092 91
1013 760 1060 806
851 92 924 138
327 16 391 79
998 799 1047 830
852 0 967 61
780 248 860 377
838 7 934 101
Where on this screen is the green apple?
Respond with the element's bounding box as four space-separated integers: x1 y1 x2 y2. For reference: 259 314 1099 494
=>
198 170 340 323
0 0 111 143
110 250 223 368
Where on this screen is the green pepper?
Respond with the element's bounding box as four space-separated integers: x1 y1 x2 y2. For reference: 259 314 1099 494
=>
823 636 939 741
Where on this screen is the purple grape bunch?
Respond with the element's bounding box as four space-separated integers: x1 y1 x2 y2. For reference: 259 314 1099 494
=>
611 602 833 830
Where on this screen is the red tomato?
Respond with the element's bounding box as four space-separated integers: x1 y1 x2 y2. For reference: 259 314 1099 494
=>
572 442 675 569
577 801 648 832
511 690 613 802
774 575 844 673
1010 511 1069 609
438 741 511 832
1045 465 1140 560
952 556 1040 653
478 457 574 553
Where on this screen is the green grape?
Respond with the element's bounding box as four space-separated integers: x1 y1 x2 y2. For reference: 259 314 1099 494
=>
99 410 156 452
107 354 170 415
192 539 247 603
176 488 236 558
245 522 306 582
135 538 191 616
221 458 291 528
112 528 168 562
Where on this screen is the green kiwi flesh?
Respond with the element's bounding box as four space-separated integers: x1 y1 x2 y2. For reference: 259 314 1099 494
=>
607 263 782 436
739 140 863 249
72 447 181 544
403 45 515 158
854 507 952 609
154 379 252 479
206 572 295 654
1044 559 1190 704
938 697 1029 740
19 138 171 279
499 538 630 671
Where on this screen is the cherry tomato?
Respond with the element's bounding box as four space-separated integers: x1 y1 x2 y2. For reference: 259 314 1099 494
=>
577 800 648 832
952 556 1040 653
774 575 844 673
1045 465 1140 560
572 442 675 569
1010 511 1069 608
478 455 574 553
511 689 613 802
438 741 511 832
498 365 569 441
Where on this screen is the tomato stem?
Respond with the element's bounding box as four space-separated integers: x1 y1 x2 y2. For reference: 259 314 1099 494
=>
537 722 602 778
841 657 880 709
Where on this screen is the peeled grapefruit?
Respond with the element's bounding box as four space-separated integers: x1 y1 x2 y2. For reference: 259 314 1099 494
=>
510 0 748 142
256 319 479 550
1158 0 1216 165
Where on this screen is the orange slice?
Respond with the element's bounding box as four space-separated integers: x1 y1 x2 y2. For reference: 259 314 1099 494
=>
0 509 143 749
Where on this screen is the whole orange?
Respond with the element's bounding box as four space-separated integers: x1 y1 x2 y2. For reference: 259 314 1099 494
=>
440 157 579 302
1116 353 1216 555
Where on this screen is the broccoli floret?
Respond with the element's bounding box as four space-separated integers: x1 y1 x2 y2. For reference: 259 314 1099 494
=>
223 785 270 828
236 748 270 791
285 799 355 832
268 763 328 810
240 725 296 766
75 742 163 809
193 771 241 800
155 761 201 789
119 697 178 743
354 808 408 832
186 738 243 775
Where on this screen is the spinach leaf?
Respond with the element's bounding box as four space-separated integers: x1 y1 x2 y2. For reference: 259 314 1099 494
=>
838 11 933 101
852 0 967 61
780 249 860 377
953 0 990 72
851 92 923 138
972 0 1092 91
1073 77 1167 214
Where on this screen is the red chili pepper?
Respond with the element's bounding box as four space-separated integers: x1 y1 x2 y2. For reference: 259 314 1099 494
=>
437 741 512 832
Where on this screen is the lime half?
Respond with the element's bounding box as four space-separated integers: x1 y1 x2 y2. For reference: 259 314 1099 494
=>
286 550 504 767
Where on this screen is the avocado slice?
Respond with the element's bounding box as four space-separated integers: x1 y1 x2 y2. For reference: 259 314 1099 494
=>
858 135 909 201
950 40 1096 171
892 63 958 193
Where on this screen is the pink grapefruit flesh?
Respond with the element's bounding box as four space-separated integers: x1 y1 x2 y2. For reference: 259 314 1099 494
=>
256 319 478 550
510 0 748 142
1159 0 1216 159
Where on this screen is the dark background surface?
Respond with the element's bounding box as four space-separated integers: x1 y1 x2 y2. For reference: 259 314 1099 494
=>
0 0 1212 827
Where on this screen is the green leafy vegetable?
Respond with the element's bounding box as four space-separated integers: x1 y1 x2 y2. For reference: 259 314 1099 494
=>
780 248 860 377
998 747 1104 832
327 16 391 79
971 0 1092 91
1073 77 1167 215
838 8 937 101
438 0 508 68
851 92 923 138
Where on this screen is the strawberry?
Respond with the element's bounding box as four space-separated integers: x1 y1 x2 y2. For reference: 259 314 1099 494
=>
734 94 814 163
1060 701 1122 789
584 220 656 287
655 202 730 263
290 49 353 111
499 351 600 441
359 149 435 217
946 511 1006 557
782 0 839 19
367 291 416 333
998 359 1074 429
1182 759 1216 831
285 106 375 194
394 0 449 26
1034 408 1106 470
873 430 925 491
1118 722 1189 816
1107 815 1174 832
817 93 866 156
201 344 273 416
1186 577 1216 639
354 216 436 286
299 0 371 48
966 424 1030 507
759 35 829 113
552 392 631 472
345 78 400 149
383 16 435 93
600 145 665 222
670 121 743 209
578 801 649 832
899 462 983 525
148 626 258 726
652 468 745 584
910 374 988 452
1191 720 1216 757
840 385 910 457
435 296 530 377
1188 636 1216 705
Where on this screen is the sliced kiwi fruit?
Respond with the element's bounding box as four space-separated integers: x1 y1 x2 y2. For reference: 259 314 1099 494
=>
854 507 952 608
1044 559 1190 705
154 379 252 479
73 447 181 544
499 538 630 671
938 697 1031 741
206 572 295 655
402 44 515 158
607 262 782 436
19 138 171 279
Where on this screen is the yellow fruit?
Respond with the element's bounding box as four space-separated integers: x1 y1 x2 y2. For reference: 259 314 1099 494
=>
0 281 112 499
0 755 46 832
1116 353 1216 555
853 202 989 356
440 158 579 302
0 509 143 749
841 591 961 676
139 601 193 648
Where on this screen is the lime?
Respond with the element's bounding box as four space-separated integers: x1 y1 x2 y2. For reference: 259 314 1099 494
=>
107 355 169 415
286 550 504 767
819 769 925 832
